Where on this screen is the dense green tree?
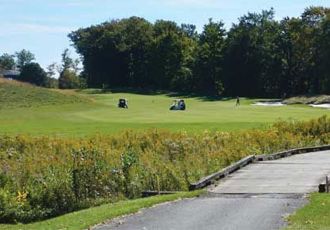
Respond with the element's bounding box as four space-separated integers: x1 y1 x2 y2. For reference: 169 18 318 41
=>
150 20 196 90
0 53 15 70
69 24 109 87
69 17 153 88
181 24 198 39
172 27 197 92
15 49 35 70
223 9 281 97
316 12 330 93
277 7 330 96
301 6 330 26
69 8 330 97
304 7 330 94
278 17 311 95
194 19 226 95
20 63 47 86
119 17 154 87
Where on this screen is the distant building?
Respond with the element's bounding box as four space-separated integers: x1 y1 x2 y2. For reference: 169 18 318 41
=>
0 70 20 79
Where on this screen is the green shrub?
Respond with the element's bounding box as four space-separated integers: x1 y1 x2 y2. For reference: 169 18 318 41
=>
59 69 80 89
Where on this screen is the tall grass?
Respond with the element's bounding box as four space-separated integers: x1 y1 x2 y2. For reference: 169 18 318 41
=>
0 116 329 223
0 78 87 110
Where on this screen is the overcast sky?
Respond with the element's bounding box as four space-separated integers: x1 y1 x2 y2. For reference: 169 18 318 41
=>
0 0 329 69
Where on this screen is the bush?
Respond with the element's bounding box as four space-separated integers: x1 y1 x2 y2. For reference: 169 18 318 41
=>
19 63 47 86
44 77 58 88
59 69 80 89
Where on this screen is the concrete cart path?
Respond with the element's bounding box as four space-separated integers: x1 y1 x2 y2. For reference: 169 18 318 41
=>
93 150 330 230
209 150 330 194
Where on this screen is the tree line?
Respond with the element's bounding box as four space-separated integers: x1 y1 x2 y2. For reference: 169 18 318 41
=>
0 49 83 89
69 7 330 97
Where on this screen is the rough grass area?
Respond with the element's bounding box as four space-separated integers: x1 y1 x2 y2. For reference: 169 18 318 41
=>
284 95 330 105
0 190 204 230
0 84 328 136
286 193 330 230
0 116 329 224
0 78 88 109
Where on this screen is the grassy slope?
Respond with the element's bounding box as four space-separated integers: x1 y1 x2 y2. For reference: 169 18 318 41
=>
0 79 329 136
287 193 330 230
0 78 87 109
0 191 203 230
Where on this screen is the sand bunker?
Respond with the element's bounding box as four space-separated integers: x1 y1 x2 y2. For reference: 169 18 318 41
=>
310 104 330 109
253 102 285 107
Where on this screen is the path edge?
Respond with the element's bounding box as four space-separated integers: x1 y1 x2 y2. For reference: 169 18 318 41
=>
189 144 330 190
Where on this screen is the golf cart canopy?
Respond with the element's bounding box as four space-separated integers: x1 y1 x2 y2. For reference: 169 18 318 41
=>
118 98 128 108
170 99 186 111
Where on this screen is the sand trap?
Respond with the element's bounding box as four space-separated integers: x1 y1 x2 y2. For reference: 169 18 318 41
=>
310 104 330 109
253 102 285 107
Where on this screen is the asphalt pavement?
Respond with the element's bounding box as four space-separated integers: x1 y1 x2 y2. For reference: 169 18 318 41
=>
93 150 330 230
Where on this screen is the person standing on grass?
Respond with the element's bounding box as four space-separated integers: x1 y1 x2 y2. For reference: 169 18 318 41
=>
236 96 240 106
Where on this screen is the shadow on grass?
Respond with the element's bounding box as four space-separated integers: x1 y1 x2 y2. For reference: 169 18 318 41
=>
78 87 167 96
165 92 236 101
78 87 283 102
78 87 241 101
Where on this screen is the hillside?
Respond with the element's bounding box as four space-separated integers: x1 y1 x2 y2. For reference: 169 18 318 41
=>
0 77 88 109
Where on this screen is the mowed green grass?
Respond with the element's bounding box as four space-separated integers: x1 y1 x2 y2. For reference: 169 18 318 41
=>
286 193 330 230
0 190 204 230
0 79 329 136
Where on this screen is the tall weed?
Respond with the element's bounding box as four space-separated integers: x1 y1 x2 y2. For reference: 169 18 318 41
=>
0 116 329 223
